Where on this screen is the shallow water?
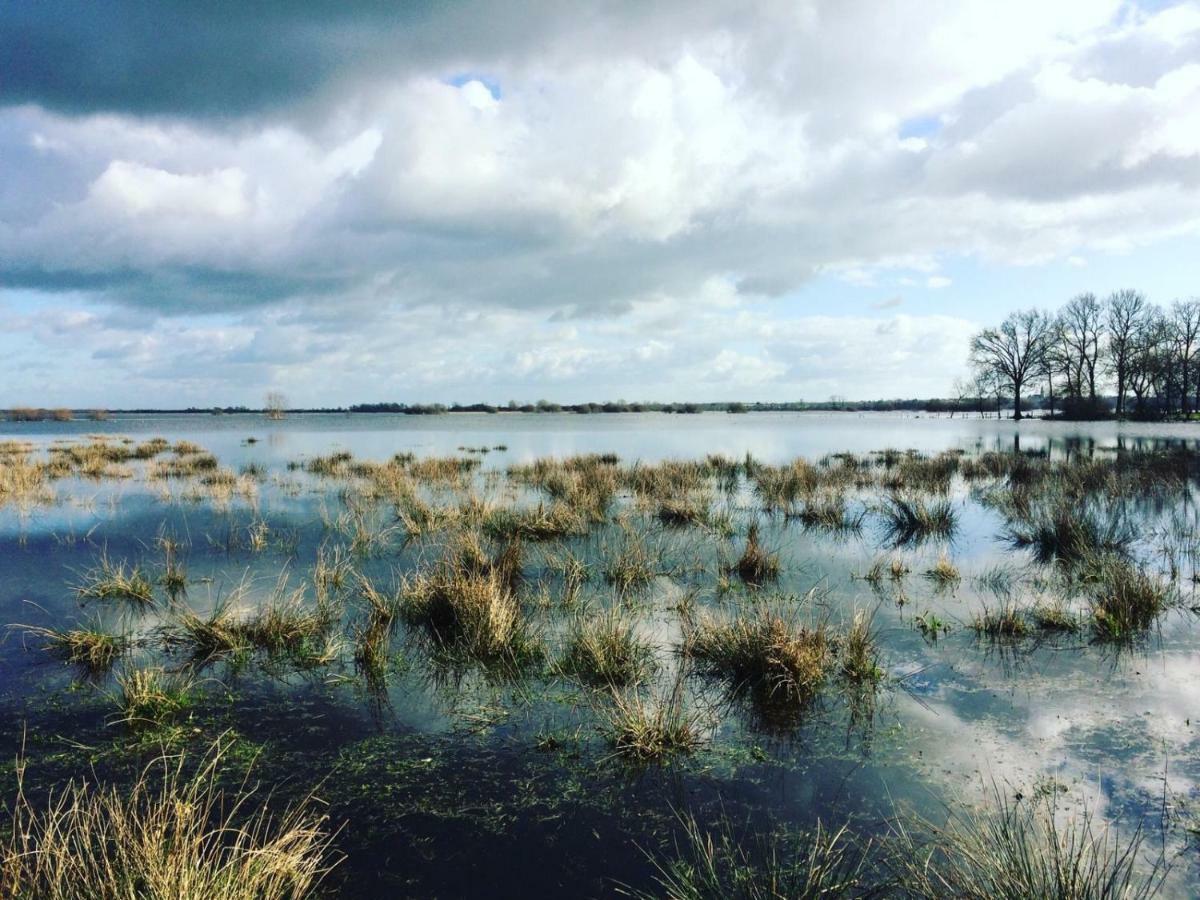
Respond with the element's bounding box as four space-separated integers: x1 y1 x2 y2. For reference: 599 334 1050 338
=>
2 411 1199 897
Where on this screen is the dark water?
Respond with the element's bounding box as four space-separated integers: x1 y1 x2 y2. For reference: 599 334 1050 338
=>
2 411 1199 897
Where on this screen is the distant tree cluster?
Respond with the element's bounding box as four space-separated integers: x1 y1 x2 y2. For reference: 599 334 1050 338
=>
967 291 1200 420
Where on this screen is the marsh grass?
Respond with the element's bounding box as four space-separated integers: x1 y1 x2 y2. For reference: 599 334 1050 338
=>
604 526 661 593
115 667 195 731
625 813 872 900
558 608 656 687
971 603 1029 639
729 524 780 586
688 603 831 712
483 502 586 541
887 789 1166 899
879 495 956 546
1089 559 1174 642
401 546 542 668
839 610 883 687
923 555 960 586
1006 497 1135 566
793 492 865 533
75 555 156 609
1 738 335 899
601 679 702 761
18 623 128 675
166 605 248 666
1031 603 1082 634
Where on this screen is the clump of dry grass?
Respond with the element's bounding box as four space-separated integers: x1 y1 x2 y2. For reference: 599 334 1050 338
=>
114 667 194 731
1089 558 1174 642
1 738 336 899
839 609 883 687
401 541 541 667
558 608 656 687
483 502 586 541
923 554 960 586
688 603 831 710
729 524 779 586
603 526 659 594
16 623 128 675
75 555 156 608
601 680 702 761
970 603 1028 639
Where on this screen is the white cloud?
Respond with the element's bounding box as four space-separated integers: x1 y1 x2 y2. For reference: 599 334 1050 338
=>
2 0 1199 402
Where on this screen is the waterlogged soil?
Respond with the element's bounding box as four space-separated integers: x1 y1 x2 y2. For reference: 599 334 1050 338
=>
2 411 1200 897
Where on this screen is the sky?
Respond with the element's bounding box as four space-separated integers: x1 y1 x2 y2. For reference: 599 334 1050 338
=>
2 0 1200 407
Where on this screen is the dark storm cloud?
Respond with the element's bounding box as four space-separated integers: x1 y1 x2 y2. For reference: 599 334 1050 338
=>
2 2 435 117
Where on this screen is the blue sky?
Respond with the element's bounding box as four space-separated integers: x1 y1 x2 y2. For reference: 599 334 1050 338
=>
2 0 1199 406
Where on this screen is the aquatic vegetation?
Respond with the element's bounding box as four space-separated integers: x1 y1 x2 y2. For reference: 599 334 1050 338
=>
0 739 335 899
730 523 780 586
163 598 251 662
401 555 541 667
1089 559 1174 642
604 526 660 593
970 603 1029 639
1030 603 1082 633
628 814 870 900
656 494 712 528
558 608 656 687
483 501 586 541
18 623 128 675
115 667 194 730
1006 497 1135 565
75 555 156 608
888 790 1165 900
879 495 956 546
923 554 960 586
793 492 865 532
688 603 831 710
838 609 883 687
601 681 702 761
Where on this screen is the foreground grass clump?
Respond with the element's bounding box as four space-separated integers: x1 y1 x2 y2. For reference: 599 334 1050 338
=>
602 681 702 761
629 814 870 900
730 524 780 586
1 740 335 899
1089 559 1174 642
689 603 830 711
20 624 127 675
889 790 1165 900
75 556 156 608
558 609 656 687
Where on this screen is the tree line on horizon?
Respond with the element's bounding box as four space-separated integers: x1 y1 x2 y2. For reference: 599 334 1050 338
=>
966 290 1200 421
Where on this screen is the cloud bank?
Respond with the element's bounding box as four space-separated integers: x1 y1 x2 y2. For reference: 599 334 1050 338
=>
2 0 1199 405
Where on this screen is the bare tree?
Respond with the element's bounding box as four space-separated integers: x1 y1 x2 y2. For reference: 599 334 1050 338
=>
969 309 1053 420
1104 289 1147 417
1058 292 1105 405
264 391 288 421
1170 299 1200 416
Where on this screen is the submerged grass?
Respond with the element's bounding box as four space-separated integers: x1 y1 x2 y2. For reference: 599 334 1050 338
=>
625 813 873 900
18 623 128 675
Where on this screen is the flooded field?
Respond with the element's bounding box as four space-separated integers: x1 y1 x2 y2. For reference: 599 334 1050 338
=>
2 411 1199 897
